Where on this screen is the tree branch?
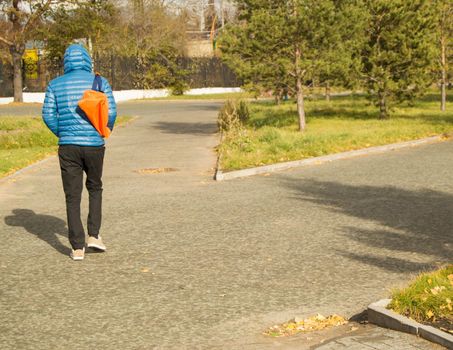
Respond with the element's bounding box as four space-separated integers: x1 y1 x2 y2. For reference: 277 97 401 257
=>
22 0 53 35
360 73 380 83
0 35 13 46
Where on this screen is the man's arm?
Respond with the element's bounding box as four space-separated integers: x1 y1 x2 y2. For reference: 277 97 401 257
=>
42 85 59 136
103 78 117 131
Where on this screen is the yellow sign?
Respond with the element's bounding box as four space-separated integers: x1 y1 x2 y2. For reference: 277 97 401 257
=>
23 49 38 79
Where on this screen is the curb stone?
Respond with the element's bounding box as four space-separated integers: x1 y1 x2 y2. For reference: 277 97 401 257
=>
368 299 453 349
215 135 445 181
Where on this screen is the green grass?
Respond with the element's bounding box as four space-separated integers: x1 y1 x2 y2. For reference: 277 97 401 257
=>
148 91 254 101
389 265 453 328
219 93 453 171
0 116 132 177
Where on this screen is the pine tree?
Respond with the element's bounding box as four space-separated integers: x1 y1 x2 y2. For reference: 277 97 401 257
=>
361 0 435 119
219 2 291 101
316 0 368 101
219 0 365 131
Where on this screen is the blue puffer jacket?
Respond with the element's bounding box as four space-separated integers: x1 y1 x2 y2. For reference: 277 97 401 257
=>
42 44 117 146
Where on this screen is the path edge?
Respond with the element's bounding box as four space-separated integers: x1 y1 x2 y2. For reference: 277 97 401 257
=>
0 117 137 184
0 155 56 184
215 135 445 181
368 299 453 349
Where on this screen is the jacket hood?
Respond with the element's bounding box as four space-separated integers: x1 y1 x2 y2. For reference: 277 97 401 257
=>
63 44 92 74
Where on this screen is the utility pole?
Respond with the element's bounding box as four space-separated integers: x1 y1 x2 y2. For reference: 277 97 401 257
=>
199 1 205 33
220 0 225 27
206 0 215 31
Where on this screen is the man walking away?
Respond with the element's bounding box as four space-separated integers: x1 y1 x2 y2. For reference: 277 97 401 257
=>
42 44 117 261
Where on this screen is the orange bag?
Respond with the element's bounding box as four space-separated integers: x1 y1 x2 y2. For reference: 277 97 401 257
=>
78 74 111 138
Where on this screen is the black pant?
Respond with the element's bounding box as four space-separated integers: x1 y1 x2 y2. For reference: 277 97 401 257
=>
58 145 105 250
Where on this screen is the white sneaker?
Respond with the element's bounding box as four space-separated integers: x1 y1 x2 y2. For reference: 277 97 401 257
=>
70 247 85 261
87 236 106 252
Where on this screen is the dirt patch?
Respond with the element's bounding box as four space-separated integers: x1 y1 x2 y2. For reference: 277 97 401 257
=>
134 167 179 174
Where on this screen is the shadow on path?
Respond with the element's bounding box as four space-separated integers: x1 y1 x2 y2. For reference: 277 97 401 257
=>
153 121 218 136
283 179 453 272
4 209 70 255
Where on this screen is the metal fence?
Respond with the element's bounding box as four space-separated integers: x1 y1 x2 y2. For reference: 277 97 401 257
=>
0 56 241 97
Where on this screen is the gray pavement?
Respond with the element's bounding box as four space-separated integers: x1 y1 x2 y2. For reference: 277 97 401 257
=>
315 325 445 350
0 100 451 349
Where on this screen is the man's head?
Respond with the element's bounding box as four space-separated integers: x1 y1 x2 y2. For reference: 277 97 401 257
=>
64 44 92 74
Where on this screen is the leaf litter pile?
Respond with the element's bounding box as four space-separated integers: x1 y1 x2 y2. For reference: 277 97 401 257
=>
264 314 348 337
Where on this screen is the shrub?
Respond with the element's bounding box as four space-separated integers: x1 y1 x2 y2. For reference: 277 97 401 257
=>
218 99 250 132
237 100 250 123
170 81 189 96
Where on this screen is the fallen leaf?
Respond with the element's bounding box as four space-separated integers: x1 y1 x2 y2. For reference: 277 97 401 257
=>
448 274 453 286
430 286 445 295
426 310 434 319
315 314 327 322
264 314 348 337
294 316 304 323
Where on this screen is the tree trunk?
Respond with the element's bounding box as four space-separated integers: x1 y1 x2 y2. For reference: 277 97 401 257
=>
6 0 53 102
325 82 331 102
296 75 306 131
11 46 24 103
9 0 25 102
292 0 306 132
441 72 447 112
440 36 446 112
295 45 306 131
378 89 388 119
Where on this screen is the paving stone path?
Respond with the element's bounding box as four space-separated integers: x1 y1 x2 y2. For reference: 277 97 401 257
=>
0 101 450 349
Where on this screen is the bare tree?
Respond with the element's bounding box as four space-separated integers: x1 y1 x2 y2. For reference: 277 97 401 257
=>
177 0 235 34
0 0 61 102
